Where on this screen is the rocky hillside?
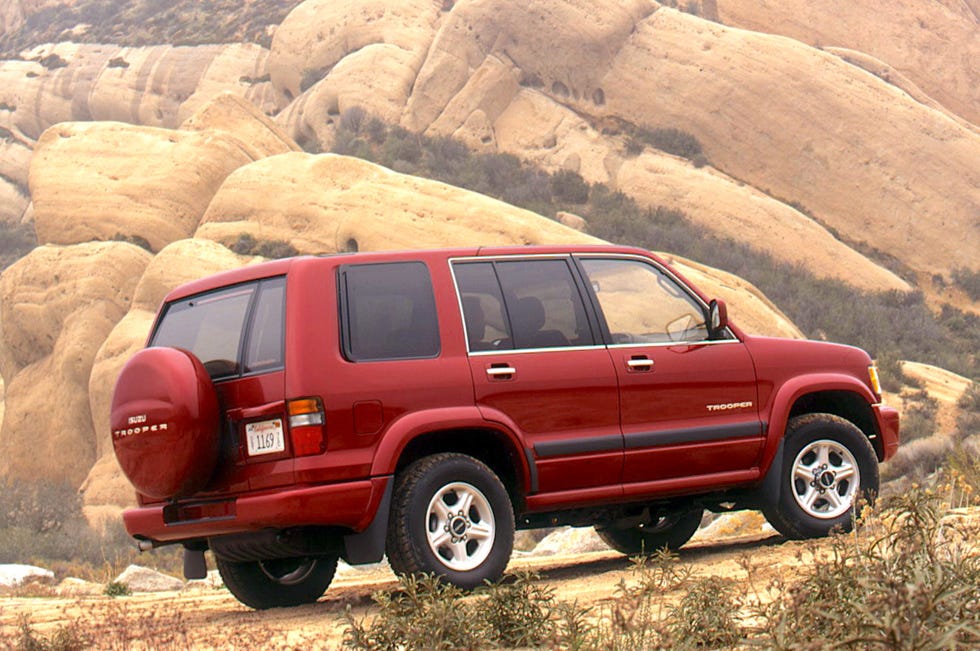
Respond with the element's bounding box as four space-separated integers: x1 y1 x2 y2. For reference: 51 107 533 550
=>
0 0 976 514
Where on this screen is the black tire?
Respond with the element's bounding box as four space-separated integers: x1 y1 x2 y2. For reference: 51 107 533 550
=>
386 453 514 590
762 413 879 539
596 509 703 556
215 555 337 609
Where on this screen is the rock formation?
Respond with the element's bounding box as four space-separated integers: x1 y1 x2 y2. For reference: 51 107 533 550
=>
0 242 150 487
714 0 980 126
29 94 298 251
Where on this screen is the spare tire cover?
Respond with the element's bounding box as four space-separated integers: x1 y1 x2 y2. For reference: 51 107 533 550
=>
111 347 221 499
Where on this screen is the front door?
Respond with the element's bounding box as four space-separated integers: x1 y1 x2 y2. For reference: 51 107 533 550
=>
576 256 762 493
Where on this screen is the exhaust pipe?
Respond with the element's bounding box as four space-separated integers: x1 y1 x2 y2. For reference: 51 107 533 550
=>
136 538 155 552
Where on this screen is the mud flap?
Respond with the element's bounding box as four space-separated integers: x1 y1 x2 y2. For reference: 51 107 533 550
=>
342 479 393 565
183 547 208 580
760 438 786 508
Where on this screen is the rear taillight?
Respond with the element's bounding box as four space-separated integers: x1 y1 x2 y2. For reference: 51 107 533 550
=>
288 397 326 456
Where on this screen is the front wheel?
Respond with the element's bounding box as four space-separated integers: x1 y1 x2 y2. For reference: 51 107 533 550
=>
386 453 514 589
216 555 337 609
596 509 703 556
762 413 879 539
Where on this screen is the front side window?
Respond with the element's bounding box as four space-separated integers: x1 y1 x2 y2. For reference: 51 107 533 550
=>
579 258 710 344
151 277 286 379
341 262 440 361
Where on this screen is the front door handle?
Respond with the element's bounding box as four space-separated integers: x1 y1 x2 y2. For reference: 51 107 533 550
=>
486 366 517 377
626 356 654 371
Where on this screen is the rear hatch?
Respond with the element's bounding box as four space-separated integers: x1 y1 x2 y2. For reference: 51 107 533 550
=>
139 274 298 504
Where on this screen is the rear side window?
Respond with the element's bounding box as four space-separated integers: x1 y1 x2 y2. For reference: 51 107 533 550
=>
340 262 440 361
150 277 285 379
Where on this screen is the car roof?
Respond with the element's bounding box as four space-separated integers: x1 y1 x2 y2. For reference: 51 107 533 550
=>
161 244 659 303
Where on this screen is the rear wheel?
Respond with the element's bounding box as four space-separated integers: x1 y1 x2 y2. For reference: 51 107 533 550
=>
386 453 514 589
216 556 337 610
762 413 878 539
596 509 703 556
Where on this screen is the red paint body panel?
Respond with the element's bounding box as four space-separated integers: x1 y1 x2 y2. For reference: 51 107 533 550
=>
117 245 900 546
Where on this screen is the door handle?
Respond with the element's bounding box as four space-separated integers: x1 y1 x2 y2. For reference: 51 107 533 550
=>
626 357 654 370
486 366 517 377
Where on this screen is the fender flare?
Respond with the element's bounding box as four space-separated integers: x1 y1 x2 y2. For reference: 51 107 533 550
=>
759 373 877 477
368 406 531 490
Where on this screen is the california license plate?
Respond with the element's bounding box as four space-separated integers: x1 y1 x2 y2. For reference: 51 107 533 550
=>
245 419 285 456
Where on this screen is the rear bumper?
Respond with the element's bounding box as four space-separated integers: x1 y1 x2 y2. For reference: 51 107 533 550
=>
123 476 391 544
874 404 900 461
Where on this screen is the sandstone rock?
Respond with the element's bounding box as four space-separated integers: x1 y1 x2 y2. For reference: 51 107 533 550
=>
55 577 103 597
823 47 978 135
179 91 300 160
715 0 980 126
598 9 979 277
615 151 910 293
0 136 32 187
0 242 150 487
276 42 427 149
29 121 256 251
2 42 283 141
269 0 440 102
114 565 184 593
556 211 587 232
404 0 656 132
0 175 28 224
196 151 603 253
532 526 609 557
0 564 54 587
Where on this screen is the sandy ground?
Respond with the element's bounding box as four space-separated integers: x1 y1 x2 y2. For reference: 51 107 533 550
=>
0 528 804 649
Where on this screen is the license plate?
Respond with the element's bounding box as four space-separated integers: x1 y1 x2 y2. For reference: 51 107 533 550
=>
245 419 285 456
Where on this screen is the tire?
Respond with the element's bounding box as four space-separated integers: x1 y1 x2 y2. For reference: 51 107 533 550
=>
216 555 337 610
762 413 879 539
386 453 514 590
596 509 703 556
111 347 220 499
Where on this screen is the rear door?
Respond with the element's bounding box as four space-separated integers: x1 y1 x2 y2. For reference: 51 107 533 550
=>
453 256 622 496
575 256 763 493
150 276 292 493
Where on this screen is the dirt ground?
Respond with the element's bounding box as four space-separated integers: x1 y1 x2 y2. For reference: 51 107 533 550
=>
0 527 806 649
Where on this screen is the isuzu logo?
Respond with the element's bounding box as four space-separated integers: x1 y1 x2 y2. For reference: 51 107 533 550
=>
128 414 147 425
706 401 753 412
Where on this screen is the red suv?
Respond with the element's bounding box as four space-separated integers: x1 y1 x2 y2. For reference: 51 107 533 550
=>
111 245 899 609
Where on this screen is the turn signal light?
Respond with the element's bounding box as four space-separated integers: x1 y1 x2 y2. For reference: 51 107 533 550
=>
287 397 326 456
868 365 882 397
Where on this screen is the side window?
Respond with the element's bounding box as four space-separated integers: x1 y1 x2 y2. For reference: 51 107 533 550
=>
243 277 286 373
453 262 513 351
579 258 710 344
494 259 594 350
151 284 257 379
341 262 440 361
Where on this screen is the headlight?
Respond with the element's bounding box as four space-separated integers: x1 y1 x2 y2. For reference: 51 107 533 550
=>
868 364 882 396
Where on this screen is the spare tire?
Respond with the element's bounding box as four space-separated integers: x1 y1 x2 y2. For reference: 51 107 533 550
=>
111 347 220 499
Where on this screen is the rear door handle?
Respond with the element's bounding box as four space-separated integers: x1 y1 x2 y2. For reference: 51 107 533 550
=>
486 365 516 377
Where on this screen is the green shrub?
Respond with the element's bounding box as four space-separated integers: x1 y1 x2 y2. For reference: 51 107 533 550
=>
227 233 298 259
901 389 939 442
104 581 132 598
757 488 980 649
952 268 980 301
551 169 590 204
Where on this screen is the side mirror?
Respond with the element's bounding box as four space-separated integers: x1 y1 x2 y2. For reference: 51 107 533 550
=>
708 299 728 338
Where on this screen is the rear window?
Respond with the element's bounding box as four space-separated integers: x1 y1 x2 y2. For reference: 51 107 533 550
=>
150 277 285 379
340 262 440 361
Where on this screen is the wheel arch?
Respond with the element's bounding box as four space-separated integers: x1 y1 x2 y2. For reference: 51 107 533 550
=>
369 407 531 507
762 375 882 475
